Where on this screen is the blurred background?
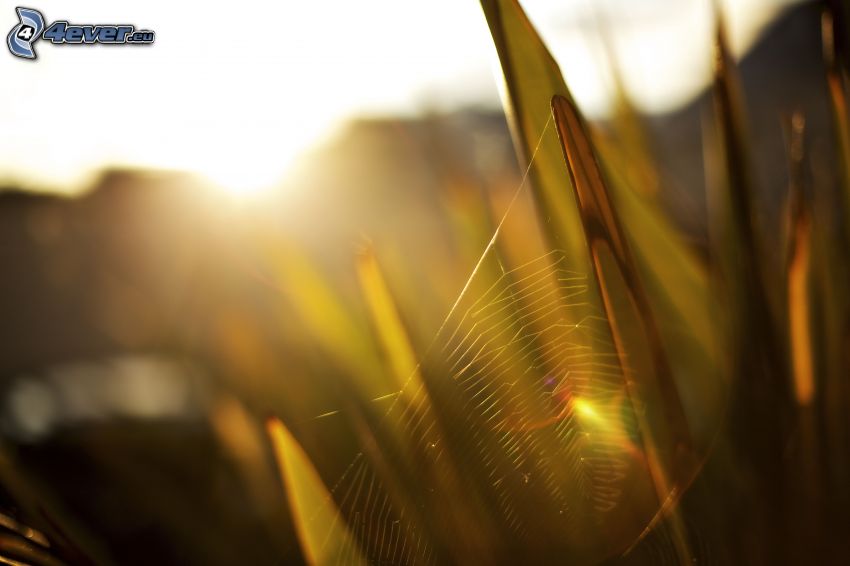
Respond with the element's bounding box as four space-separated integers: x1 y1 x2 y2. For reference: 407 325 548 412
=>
0 0 797 194
0 0 846 564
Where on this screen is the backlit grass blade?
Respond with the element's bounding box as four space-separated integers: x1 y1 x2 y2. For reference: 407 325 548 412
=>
254 233 397 405
354 247 498 565
479 0 721 554
481 1 720 452
356 246 421 396
783 113 815 408
818 5 850 503
551 94 696 562
822 8 850 247
479 0 588 264
781 111 828 554
267 418 367 566
709 12 785 359
707 10 794 562
551 93 694 460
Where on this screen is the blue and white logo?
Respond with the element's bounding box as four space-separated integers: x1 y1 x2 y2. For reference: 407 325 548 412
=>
7 7 44 59
7 7 155 60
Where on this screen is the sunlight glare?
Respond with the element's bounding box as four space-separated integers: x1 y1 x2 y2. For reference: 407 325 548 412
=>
0 0 798 194
573 398 601 422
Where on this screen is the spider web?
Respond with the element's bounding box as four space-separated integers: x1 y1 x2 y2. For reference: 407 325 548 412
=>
293 118 650 563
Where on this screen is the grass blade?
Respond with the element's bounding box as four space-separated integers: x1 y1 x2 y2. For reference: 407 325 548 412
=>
267 417 367 566
552 94 696 562
823 8 850 248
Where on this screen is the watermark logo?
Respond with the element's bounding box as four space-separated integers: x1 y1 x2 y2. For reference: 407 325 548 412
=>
7 7 155 60
7 7 43 59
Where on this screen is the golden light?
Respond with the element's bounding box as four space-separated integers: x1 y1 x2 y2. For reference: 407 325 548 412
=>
0 1 789 195
573 397 601 422
184 136 303 200
0 1 494 195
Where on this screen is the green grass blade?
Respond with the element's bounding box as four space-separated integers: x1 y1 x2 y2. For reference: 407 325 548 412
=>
552 94 696 562
267 418 367 565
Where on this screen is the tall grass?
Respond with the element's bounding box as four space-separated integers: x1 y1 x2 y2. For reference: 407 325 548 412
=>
1 1 847 564
261 1 850 563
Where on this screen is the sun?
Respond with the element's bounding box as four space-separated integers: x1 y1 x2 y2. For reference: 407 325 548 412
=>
179 128 311 200
200 158 288 200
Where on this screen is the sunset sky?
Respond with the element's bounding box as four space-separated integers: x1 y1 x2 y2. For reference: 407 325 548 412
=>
0 0 796 196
